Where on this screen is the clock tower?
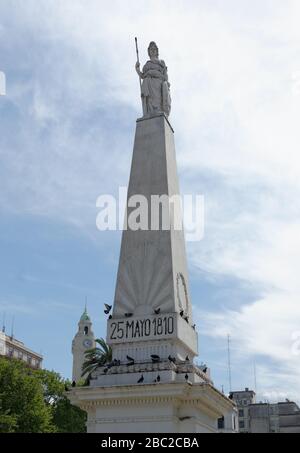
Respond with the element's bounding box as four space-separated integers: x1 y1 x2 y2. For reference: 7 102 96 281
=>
72 307 95 383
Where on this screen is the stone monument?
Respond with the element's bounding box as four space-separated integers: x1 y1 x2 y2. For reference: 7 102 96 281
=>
68 42 237 433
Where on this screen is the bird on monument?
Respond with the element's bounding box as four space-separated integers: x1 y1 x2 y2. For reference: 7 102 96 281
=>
125 313 133 318
72 381 76 388
185 356 190 362
180 310 184 317
151 354 160 363
126 355 135 366
108 315 112 320
104 304 112 315
154 308 161 315
168 355 176 364
137 375 144 384
192 324 196 330
183 315 189 323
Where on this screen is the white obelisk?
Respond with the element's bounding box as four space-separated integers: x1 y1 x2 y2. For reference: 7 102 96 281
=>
68 42 237 433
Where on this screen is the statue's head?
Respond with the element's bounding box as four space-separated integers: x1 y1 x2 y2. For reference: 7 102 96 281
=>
148 42 159 58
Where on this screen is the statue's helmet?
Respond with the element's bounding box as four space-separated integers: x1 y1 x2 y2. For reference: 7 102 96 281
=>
148 41 159 57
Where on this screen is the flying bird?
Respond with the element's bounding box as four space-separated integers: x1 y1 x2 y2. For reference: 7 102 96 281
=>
104 304 112 315
137 375 144 384
154 308 161 315
125 313 133 318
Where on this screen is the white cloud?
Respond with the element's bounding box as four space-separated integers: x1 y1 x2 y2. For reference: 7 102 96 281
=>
1 0 300 401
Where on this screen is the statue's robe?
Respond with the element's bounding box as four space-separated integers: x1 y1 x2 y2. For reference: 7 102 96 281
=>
141 59 171 117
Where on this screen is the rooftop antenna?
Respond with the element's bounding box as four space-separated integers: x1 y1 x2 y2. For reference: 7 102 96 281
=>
2 312 5 333
253 361 257 394
227 334 232 393
11 316 15 339
85 296 88 312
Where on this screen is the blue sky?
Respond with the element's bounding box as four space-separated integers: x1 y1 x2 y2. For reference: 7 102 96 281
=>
1 0 300 403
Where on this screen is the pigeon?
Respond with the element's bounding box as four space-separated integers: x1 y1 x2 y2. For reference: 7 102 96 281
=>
185 374 189 381
104 304 112 315
137 375 144 384
151 354 160 363
202 367 208 374
72 381 76 388
154 308 161 315
192 324 196 330
108 315 112 320
184 316 189 323
168 355 176 364
156 375 161 382
180 310 184 317
126 355 135 366
125 313 133 318
185 356 190 362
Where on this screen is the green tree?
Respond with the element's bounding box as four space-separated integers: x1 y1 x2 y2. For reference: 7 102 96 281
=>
0 357 86 433
82 338 112 379
36 369 86 433
0 357 54 433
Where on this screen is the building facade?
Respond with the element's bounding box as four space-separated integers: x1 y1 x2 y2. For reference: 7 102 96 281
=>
0 331 43 369
230 388 300 433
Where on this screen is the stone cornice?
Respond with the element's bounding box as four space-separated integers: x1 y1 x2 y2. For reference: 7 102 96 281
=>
68 381 235 417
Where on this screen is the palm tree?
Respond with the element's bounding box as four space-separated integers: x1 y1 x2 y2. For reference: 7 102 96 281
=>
81 338 112 381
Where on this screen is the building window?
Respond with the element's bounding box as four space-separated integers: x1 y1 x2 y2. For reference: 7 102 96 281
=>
218 417 225 429
239 409 244 417
84 326 89 335
239 420 245 429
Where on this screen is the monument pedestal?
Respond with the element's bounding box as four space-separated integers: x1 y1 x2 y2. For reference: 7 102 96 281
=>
69 381 235 433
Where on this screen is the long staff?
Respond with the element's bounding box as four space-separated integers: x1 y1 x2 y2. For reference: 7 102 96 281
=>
135 37 142 94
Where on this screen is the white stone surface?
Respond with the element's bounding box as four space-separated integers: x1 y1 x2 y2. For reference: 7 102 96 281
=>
68 381 236 433
112 114 195 362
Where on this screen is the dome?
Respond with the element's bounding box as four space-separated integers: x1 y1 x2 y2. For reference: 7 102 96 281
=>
80 308 90 322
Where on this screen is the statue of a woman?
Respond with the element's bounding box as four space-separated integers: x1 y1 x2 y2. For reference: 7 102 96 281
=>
135 42 171 118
